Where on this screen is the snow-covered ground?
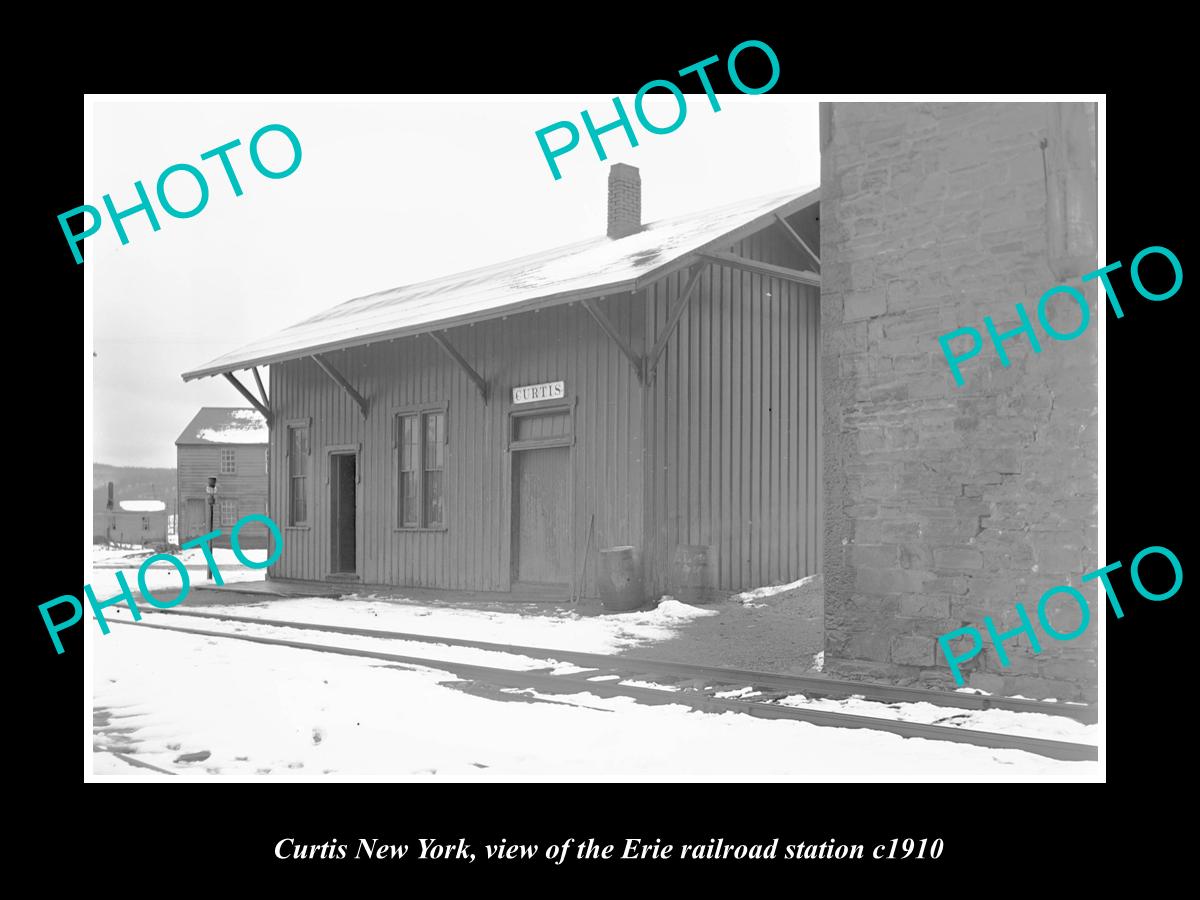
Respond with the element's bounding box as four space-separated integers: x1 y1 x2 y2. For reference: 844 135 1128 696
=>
734 573 820 605
774 693 1095 743
92 599 1100 781
104 605 1093 742
89 544 267 598
194 595 718 655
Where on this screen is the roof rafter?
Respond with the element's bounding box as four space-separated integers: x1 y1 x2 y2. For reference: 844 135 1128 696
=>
698 250 821 287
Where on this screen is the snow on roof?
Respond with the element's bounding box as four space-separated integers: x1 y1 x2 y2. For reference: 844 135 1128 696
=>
176 407 269 445
182 185 819 381
119 499 166 512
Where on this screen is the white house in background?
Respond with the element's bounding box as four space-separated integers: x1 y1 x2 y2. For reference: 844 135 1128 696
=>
93 495 169 546
175 407 270 548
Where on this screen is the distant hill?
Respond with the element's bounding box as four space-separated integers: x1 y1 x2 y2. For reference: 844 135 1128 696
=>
93 463 176 508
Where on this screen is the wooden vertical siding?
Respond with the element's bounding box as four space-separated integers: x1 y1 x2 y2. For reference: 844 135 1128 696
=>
265 222 819 596
267 298 644 595
176 444 269 545
644 228 821 594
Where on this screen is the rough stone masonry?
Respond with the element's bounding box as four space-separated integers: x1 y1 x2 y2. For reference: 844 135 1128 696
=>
819 102 1098 701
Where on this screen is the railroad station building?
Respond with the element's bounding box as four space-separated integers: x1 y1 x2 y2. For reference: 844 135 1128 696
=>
183 101 1097 702
183 165 823 599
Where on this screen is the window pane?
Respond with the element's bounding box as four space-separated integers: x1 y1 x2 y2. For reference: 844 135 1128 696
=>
400 415 417 471
398 415 419 527
290 427 309 477
290 476 307 525
220 499 237 527
424 412 444 470
401 472 418 527
424 470 443 527
514 411 570 442
288 427 309 525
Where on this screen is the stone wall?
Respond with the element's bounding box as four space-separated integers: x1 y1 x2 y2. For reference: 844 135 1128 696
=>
819 102 1098 701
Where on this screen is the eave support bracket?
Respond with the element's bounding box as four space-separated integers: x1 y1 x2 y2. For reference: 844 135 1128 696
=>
428 331 488 402
251 366 269 407
773 212 821 273
643 265 705 385
582 298 645 385
221 371 273 425
311 354 369 418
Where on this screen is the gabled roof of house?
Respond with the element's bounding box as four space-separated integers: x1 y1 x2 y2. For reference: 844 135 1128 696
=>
175 407 269 446
181 185 819 382
119 499 166 512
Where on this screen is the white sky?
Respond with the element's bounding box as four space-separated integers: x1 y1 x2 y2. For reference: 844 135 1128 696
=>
90 97 820 467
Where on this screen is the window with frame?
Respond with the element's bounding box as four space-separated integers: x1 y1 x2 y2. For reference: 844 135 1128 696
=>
219 499 238 527
220 447 237 474
287 425 310 526
396 409 446 529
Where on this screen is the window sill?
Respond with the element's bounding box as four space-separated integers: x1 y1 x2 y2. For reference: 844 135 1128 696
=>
393 527 449 534
285 525 312 531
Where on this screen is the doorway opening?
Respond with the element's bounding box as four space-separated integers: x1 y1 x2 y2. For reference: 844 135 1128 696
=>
330 452 357 576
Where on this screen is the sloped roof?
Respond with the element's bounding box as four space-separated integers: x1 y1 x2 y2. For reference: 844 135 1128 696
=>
119 499 166 512
181 185 820 381
175 407 269 445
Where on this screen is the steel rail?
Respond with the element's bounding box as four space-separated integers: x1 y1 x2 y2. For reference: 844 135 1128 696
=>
141 607 1098 724
107 617 1098 762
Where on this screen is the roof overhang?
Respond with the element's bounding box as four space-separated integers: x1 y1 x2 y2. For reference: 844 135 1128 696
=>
181 187 820 383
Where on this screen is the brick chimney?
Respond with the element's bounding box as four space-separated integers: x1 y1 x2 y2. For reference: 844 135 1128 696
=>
607 163 642 239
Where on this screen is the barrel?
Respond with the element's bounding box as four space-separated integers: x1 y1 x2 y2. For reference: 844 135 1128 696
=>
670 544 718 604
598 546 645 612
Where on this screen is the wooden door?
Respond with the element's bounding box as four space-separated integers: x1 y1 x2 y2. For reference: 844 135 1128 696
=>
512 446 571 585
185 498 207 541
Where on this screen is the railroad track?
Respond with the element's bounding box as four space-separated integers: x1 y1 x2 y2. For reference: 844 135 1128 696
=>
105 608 1098 762
140 606 1098 722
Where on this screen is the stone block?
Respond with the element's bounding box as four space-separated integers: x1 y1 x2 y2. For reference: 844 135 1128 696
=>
844 290 887 321
1007 675 1079 701
899 594 950 618
854 520 921 543
1038 590 1093 639
891 635 935 666
850 543 900 567
979 448 1022 474
855 566 933 595
1033 541 1081 575
1038 658 1098 683
845 632 893 663
933 547 984 570
967 672 1006 695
